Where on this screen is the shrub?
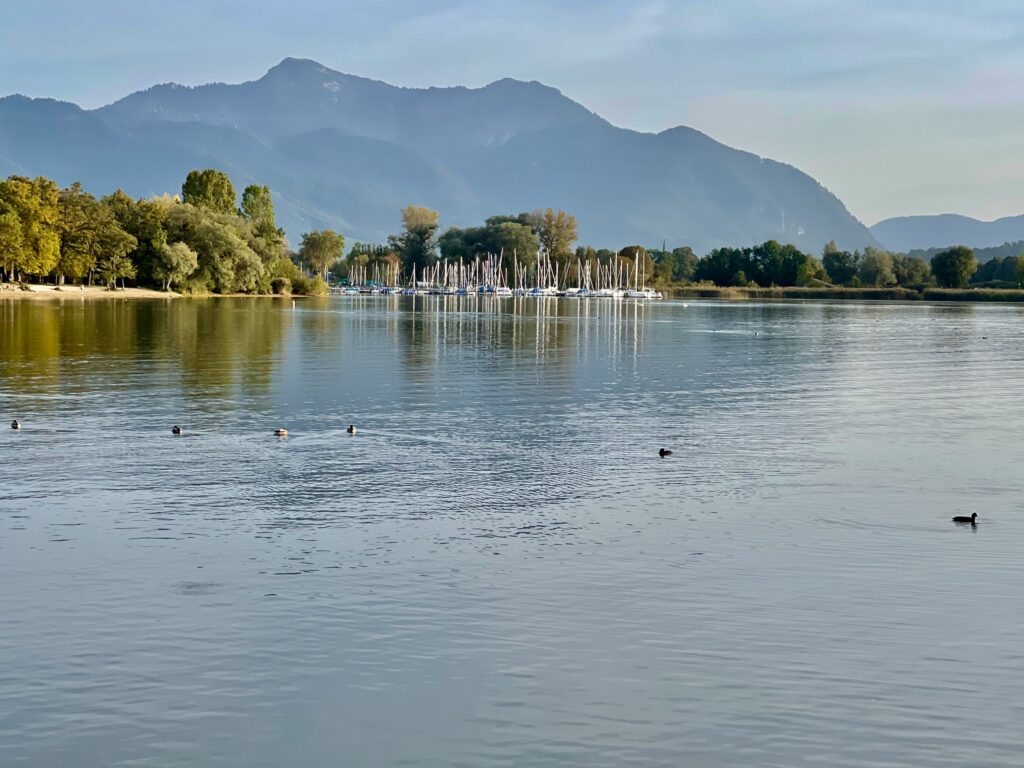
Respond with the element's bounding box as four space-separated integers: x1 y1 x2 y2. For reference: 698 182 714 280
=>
290 274 313 294
305 276 329 296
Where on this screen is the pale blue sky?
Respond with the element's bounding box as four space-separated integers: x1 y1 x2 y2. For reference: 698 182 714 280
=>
2 0 1023 224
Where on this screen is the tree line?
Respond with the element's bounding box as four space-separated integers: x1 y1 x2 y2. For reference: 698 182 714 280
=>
3 170 1021 293
0 170 337 295
337 206 1023 290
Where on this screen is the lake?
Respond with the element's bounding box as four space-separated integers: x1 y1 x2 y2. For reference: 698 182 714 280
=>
2 296 1023 767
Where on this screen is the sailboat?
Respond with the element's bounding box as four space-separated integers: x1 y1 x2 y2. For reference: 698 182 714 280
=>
625 248 662 299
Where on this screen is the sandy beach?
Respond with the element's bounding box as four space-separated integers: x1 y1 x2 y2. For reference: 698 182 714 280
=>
0 283 178 300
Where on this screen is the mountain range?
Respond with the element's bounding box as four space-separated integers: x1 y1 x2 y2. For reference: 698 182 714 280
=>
1 57 881 253
870 214 1024 254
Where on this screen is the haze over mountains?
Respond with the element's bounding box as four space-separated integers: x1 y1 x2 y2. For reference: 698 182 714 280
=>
870 214 1024 254
2 57 882 252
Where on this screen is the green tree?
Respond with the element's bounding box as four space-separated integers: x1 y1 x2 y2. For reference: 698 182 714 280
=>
299 230 346 280
795 256 825 286
650 249 674 284
240 185 274 232
102 191 173 287
533 208 578 268
440 219 539 277
240 184 287 267
182 169 237 215
95 222 138 289
617 246 654 284
390 205 440 275
0 176 61 280
57 183 96 283
696 247 742 286
97 252 136 290
893 254 932 287
858 247 896 287
970 255 1023 286
998 256 1023 285
0 208 24 282
57 182 121 284
1001 256 1024 287
492 222 538 273
822 243 859 285
754 241 816 286
931 246 978 288
164 203 265 293
438 228 474 262
670 247 699 283
155 241 199 292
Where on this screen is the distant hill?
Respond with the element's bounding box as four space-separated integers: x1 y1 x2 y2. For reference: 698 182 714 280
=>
905 241 1024 264
871 213 1024 253
1 57 878 253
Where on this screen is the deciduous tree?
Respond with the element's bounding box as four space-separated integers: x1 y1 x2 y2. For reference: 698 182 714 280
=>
534 208 577 268
0 176 61 280
931 246 978 288
0 208 24 282
893 254 932 287
390 205 439 275
182 169 237 215
822 242 858 285
96 222 138 289
57 183 105 284
155 242 199 292
858 247 896 287
300 229 346 280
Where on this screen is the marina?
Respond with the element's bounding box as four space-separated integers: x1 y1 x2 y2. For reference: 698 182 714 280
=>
331 251 663 298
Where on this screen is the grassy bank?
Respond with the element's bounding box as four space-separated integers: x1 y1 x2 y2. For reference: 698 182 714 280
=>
921 288 1024 303
671 285 1024 303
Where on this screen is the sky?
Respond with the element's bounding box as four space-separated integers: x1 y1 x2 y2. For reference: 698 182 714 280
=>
2 0 1023 225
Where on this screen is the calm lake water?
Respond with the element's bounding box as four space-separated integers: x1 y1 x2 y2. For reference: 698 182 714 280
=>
2 296 1023 767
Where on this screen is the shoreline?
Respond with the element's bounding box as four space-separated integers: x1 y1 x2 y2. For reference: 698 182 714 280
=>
669 286 1024 303
4 282 1023 304
0 283 180 300
0 283 326 301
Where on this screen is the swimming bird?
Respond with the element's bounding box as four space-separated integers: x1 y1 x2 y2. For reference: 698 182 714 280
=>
659 448 673 458
11 419 20 430
274 428 288 437
347 425 357 434
171 425 182 435
952 513 978 525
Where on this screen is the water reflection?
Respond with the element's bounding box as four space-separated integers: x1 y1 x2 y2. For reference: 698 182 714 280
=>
3 297 1024 768
0 299 291 403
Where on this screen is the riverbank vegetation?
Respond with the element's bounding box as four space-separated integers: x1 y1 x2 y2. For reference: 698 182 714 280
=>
0 171 328 296
3 170 1022 299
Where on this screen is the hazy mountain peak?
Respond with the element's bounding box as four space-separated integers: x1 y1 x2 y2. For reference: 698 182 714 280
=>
259 57 382 88
1 94 79 112
871 213 1024 252
267 56 328 74
1 60 878 252
484 77 554 92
